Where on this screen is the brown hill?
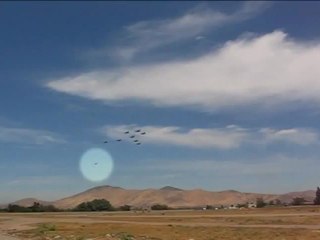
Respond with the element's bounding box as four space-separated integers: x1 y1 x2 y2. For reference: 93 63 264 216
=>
10 198 52 207
53 185 280 209
278 190 316 203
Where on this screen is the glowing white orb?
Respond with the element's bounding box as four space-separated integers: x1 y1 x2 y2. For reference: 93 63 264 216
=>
79 148 114 182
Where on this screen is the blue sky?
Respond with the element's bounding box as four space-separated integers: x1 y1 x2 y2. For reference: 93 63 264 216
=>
1 1 320 203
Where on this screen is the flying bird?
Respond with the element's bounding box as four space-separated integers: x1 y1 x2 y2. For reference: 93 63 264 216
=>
103 140 108 143
135 129 141 132
130 135 135 138
133 140 139 142
136 142 141 145
116 139 122 142
124 131 130 134
94 162 98 165
141 132 146 135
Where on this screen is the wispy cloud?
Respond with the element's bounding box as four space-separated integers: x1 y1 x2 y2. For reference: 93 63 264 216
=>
0 126 66 145
100 124 319 149
47 31 320 111
260 128 319 145
102 124 248 149
88 2 270 61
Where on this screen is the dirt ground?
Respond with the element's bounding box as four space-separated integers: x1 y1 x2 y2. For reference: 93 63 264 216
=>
1 206 320 240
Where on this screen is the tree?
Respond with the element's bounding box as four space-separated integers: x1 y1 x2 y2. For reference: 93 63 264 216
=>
43 205 59 212
292 197 306 206
30 202 43 212
119 205 131 211
74 202 88 211
268 200 274 206
151 204 169 210
314 187 320 205
90 199 113 211
256 198 266 208
7 204 31 212
275 199 282 205
74 199 114 211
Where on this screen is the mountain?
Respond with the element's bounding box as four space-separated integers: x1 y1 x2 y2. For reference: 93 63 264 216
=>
160 186 183 191
6 198 52 208
3 186 316 209
278 190 316 203
53 185 279 209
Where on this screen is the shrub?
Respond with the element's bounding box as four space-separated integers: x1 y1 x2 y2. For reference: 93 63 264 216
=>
74 199 114 211
151 204 169 210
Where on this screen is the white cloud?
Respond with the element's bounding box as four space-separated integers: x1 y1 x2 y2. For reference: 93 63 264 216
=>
47 31 320 110
0 126 66 145
100 125 319 149
107 2 270 60
102 124 248 149
260 128 319 145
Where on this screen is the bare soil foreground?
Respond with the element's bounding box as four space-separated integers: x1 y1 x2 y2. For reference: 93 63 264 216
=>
1 206 320 240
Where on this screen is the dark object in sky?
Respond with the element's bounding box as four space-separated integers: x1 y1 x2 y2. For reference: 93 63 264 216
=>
141 132 146 135
103 140 108 143
135 129 141 132
94 162 98 165
136 142 141 145
134 139 139 142
130 135 135 138
124 131 129 134
116 139 122 141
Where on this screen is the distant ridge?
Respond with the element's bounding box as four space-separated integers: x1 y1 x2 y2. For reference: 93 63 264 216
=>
160 186 183 191
7 198 52 208
2 186 316 209
278 190 316 203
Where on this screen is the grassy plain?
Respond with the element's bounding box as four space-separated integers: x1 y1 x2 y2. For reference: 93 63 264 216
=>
1 206 320 240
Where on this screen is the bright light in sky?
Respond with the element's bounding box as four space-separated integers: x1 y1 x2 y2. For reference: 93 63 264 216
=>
79 148 114 182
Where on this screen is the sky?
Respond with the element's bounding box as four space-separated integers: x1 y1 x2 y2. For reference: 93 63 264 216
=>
1 1 320 203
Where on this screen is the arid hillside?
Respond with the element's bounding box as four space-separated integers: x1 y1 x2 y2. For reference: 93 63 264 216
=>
9 198 52 207
53 185 280 209
3 186 316 209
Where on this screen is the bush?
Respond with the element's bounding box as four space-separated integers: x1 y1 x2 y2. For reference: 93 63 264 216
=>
119 205 131 211
6 202 62 212
292 197 306 206
314 187 320 205
74 199 114 211
7 204 32 212
275 199 282 205
256 198 267 208
151 204 169 210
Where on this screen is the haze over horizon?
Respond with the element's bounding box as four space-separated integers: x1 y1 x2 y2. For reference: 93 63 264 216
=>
1 2 320 203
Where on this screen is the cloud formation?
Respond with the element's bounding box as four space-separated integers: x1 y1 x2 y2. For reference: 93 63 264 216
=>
106 1 270 60
102 124 248 149
0 126 66 145
101 124 319 149
260 128 319 145
48 31 320 111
